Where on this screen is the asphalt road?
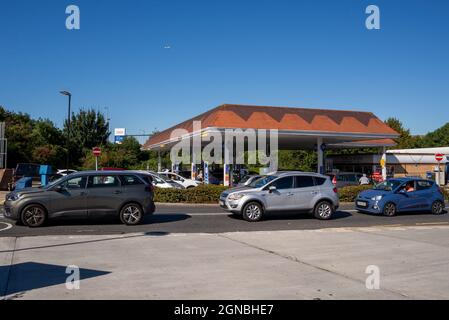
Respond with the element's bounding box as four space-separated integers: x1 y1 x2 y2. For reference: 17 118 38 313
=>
1 203 449 237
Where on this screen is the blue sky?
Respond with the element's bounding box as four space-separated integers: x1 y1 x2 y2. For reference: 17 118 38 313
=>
0 0 448 136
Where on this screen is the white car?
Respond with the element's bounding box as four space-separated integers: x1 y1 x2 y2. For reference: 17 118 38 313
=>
137 171 183 189
158 171 199 189
57 169 78 176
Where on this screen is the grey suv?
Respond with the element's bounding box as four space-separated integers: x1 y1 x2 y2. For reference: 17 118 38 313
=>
3 171 155 227
219 172 339 222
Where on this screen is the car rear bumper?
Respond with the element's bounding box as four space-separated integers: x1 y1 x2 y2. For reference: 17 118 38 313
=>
144 201 156 215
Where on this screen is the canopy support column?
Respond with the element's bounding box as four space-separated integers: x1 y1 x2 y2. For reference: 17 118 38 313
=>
317 137 324 174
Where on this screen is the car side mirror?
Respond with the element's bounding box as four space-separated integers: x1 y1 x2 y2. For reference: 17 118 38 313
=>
53 185 65 192
268 186 277 193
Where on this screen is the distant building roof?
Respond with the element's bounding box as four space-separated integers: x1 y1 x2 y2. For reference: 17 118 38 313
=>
387 147 449 155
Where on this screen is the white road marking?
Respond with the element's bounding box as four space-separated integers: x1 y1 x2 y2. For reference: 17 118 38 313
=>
0 222 13 232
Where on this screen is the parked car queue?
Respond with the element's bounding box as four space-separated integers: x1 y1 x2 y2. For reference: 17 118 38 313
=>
2 170 446 227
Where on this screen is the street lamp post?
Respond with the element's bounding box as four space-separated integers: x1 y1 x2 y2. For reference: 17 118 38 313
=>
60 91 72 171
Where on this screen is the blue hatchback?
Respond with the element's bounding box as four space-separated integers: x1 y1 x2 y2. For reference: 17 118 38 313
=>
355 178 446 216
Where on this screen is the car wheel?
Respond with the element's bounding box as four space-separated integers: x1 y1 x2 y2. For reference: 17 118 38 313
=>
242 202 263 222
21 204 47 228
120 203 143 225
314 201 334 220
431 201 444 215
383 202 397 217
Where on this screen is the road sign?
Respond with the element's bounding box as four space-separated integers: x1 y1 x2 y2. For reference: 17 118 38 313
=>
114 136 125 144
114 128 126 136
92 147 101 157
435 153 444 162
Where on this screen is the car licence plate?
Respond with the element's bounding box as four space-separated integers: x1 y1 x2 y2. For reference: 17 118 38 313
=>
357 201 368 208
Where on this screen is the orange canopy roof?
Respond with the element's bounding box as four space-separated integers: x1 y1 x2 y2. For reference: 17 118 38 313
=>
143 104 398 149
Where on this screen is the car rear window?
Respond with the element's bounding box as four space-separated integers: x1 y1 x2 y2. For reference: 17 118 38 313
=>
295 176 315 188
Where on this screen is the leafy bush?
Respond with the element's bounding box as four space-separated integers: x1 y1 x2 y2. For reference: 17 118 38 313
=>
154 185 228 203
338 185 373 202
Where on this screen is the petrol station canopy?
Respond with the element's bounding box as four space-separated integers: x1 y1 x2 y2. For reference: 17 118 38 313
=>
142 104 399 151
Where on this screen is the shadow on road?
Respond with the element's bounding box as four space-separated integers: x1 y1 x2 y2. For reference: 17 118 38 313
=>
0 262 110 299
228 210 353 221
356 210 448 218
30 213 191 227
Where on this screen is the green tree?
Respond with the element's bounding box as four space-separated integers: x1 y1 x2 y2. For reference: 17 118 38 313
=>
422 123 449 147
384 117 423 149
63 109 111 166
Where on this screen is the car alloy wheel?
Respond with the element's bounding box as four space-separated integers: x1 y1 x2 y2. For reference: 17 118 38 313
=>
431 201 444 215
120 204 143 225
21 205 46 227
314 201 333 220
243 202 263 222
383 202 397 217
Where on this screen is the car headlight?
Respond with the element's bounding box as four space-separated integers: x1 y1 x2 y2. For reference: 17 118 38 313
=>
228 193 245 201
6 193 21 201
371 195 383 201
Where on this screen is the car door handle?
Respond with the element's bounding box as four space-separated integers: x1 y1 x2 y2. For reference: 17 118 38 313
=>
114 190 122 194
311 191 318 195
287 193 294 196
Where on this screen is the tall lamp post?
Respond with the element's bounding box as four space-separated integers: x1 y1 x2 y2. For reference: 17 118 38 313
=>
60 91 72 171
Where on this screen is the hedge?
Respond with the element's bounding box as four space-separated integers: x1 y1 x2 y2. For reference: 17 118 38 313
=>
154 184 449 204
154 185 228 203
338 185 373 202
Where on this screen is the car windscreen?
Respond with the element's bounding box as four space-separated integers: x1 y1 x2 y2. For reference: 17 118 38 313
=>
373 180 402 191
248 175 277 188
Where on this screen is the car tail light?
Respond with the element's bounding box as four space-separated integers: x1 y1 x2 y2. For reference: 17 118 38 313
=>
332 176 337 186
145 185 154 192
437 188 443 195
333 187 338 194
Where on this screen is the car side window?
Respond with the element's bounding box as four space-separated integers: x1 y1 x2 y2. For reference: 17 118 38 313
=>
314 177 327 186
416 180 433 191
120 175 144 186
88 176 121 188
269 177 294 190
170 174 183 181
61 176 87 189
295 176 315 188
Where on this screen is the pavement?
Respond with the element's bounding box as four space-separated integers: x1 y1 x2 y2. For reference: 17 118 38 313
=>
1 203 449 299
2 225 449 300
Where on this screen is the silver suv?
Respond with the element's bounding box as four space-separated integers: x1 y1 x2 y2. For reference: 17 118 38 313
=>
219 172 339 222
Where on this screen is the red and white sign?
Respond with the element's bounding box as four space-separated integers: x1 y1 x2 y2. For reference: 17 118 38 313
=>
92 147 102 157
435 153 444 162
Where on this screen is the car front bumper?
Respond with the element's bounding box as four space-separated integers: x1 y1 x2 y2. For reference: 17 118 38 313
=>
219 197 243 214
355 198 383 214
2 200 20 221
